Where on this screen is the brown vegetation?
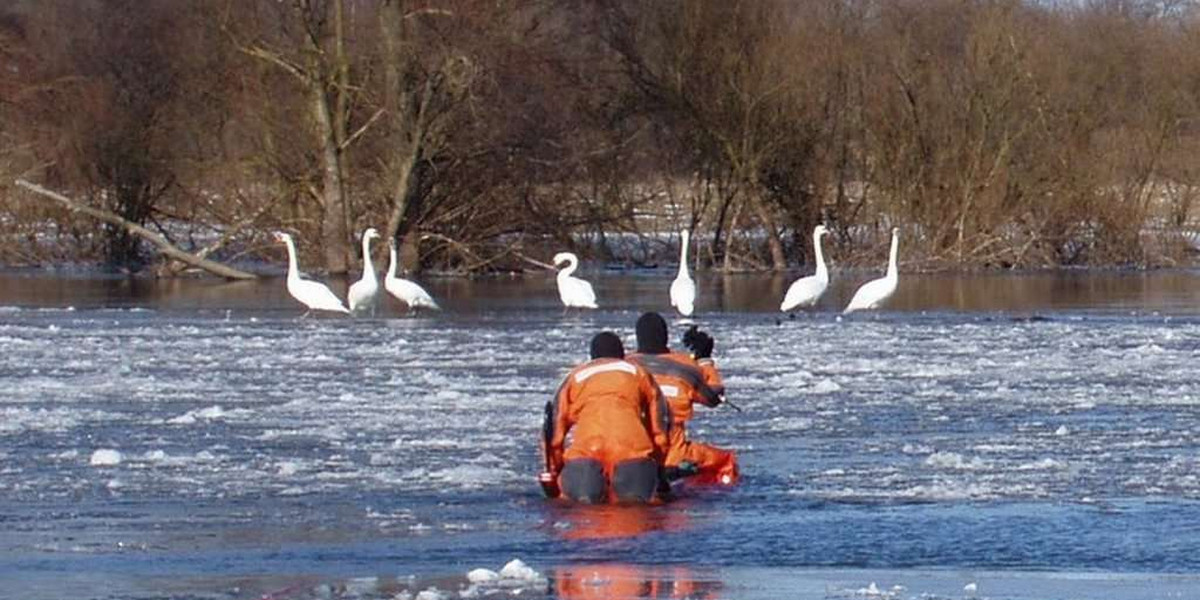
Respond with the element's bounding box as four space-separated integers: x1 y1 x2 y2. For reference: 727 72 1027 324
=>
1 0 1199 275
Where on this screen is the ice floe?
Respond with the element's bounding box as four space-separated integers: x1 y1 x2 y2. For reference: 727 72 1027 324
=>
89 449 122 466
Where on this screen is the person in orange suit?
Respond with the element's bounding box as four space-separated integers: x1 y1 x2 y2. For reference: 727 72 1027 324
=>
541 331 671 504
628 312 738 485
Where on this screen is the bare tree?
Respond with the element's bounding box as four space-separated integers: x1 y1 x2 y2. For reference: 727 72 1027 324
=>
6 1 214 269
597 0 815 271
5 0 1200 274
230 0 367 274
374 0 481 271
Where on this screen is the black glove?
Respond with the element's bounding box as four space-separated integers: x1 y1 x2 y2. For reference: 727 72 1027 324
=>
682 325 700 350
683 325 714 359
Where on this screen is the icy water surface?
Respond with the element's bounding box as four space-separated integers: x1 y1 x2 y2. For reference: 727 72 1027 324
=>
3 270 1200 599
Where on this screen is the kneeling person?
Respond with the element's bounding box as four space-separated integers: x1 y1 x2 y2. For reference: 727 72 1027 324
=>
629 312 739 485
542 332 671 504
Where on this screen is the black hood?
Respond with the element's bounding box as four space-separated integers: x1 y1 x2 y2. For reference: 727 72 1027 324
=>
635 312 668 354
590 331 625 359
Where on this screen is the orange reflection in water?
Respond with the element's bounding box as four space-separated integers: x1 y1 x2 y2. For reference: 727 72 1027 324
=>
552 503 691 541
552 564 722 600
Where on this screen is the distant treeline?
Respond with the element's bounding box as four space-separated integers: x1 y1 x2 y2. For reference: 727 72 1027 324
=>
2 0 1200 275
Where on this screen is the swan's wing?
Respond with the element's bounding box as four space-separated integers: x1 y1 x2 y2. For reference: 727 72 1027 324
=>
677 297 694 316
669 275 695 308
384 276 414 305
387 278 440 309
670 276 695 315
781 275 827 311
843 277 885 314
298 280 350 313
383 277 402 301
347 278 378 311
408 281 440 309
575 277 598 308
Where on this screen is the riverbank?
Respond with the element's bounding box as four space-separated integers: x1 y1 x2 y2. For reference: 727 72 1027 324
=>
5 219 1200 280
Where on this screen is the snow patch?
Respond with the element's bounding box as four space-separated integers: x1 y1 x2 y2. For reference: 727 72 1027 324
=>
414 588 447 600
498 559 540 581
1018 458 1067 471
811 379 842 393
466 569 499 583
459 558 547 598
167 405 228 425
90 449 122 466
925 451 986 470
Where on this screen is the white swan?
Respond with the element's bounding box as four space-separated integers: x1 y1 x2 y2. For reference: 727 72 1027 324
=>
780 224 829 312
553 252 598 311
843 227 900 314
669 229 696 317
347 228 380 315
384 239 440 313
274 231 350 315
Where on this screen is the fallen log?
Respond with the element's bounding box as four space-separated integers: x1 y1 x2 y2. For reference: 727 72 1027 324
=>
15 179 259 280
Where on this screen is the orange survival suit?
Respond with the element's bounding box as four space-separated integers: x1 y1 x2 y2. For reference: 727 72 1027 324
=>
542 331 671 504
628 312 738 485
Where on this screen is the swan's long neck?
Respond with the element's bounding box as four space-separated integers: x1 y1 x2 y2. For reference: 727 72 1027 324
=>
360 235 375 280
678 231 690 277
559 255 578 279
387 243 398 280
813 230 827 281
886 231 899 280
283 237 299 280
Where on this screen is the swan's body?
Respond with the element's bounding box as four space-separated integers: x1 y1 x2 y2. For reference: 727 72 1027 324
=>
669 230 695 317
843 227 900 314
384 240 440 313
347 228 380 315
553 252 598 310
781 224 829 312
274 231 350 315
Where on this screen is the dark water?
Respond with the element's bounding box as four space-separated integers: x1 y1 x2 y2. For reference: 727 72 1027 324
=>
3 267 1200 314
3 269 1200 600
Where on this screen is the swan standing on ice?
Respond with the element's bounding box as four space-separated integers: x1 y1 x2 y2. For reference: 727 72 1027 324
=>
347 228 380 315
274 231 350 316
553 252 598 312
384 239 440 314
780 224 830 312
843 227 900 314
669 229 696 317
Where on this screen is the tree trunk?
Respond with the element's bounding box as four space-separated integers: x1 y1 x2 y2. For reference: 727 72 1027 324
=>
384 156 419 247
748 190 787 271
399 232 420 273
234 0 360 274
722 199 744 272
309 0 351 275
313 87 350 274
380 0 430 272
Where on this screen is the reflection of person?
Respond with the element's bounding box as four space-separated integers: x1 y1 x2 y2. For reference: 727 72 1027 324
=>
542 331 671 504
553 563 721 600
553 503 689 540
629 312 739 485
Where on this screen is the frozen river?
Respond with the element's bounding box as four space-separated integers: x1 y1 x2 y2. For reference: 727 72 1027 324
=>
3 269 1200 599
